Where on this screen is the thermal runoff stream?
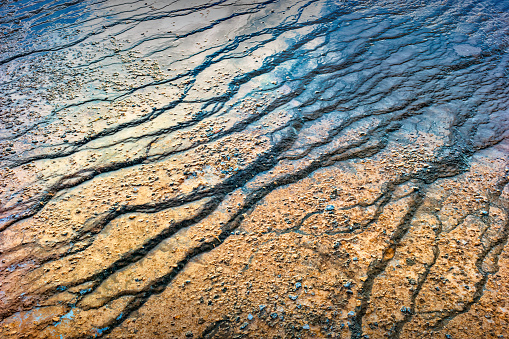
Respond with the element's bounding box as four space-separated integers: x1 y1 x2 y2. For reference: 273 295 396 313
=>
1 0 509 338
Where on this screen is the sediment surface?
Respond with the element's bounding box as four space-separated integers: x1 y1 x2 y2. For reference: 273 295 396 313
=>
1 0 509 338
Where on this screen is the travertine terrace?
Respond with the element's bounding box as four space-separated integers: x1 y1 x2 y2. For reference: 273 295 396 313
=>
1 0 509 338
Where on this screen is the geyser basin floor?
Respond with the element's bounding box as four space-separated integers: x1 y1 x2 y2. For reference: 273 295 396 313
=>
1 0 509 338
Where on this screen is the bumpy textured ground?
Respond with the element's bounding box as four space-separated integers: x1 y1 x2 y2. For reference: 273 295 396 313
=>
1 0 509 338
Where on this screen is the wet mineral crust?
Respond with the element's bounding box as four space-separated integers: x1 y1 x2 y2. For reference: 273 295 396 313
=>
1 0 509 338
